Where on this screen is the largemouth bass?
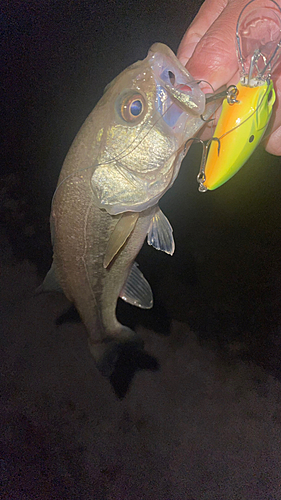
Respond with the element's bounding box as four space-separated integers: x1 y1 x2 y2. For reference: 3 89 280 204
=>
41 43 215 377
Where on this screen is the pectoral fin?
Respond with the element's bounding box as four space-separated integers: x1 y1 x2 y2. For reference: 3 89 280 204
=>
147 207 175 255
120 262 153 309
104 212 139 268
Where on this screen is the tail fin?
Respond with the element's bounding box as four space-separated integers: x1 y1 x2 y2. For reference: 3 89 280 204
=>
88 326 143 377
89 327 159 397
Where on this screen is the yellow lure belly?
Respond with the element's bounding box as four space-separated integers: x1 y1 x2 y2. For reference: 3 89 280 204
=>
203 80 275 191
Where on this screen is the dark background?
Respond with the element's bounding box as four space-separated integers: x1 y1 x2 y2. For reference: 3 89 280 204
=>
2 0 281 373
1 1 281 497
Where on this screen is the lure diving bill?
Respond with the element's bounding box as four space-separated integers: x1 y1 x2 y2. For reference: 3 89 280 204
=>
197 0 281 192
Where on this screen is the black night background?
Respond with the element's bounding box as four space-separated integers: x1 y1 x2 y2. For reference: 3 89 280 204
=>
1 0 281 498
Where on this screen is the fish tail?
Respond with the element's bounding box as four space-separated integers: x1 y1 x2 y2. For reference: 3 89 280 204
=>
88 326 144 378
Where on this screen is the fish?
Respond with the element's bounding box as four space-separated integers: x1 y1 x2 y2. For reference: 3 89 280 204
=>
197 0 280 192
40 43 217 378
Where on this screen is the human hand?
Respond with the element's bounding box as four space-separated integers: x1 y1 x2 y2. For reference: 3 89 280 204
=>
177 0 281 155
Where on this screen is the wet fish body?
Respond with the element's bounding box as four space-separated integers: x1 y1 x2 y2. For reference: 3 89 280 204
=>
42 43 214 376
51 167 157 374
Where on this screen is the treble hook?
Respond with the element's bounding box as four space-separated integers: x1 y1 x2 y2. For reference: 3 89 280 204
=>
196 137 221 192
236 0 281 85
182 136 221 192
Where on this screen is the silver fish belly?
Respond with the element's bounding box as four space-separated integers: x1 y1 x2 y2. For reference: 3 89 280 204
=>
42 43 215 376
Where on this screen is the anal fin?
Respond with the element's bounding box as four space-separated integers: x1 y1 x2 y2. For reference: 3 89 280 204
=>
120 262 153 309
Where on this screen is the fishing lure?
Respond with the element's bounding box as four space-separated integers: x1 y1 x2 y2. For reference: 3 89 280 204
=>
197 0 281 192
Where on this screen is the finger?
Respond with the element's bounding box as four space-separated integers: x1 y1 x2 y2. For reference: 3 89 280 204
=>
266 126 281 155
180 0 252 91
177 0 227 66
265 74 281 155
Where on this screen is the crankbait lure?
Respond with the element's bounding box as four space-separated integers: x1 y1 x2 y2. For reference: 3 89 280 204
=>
197 0 281 192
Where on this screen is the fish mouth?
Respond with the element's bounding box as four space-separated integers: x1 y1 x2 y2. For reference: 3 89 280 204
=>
163 81 205 115
154 86 191 132
148 43 206 117
146 43 206 133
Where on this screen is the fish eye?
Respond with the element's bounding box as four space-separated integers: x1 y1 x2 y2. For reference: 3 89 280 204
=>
249 135 254 143
130 99 142 116
120 93 146 122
